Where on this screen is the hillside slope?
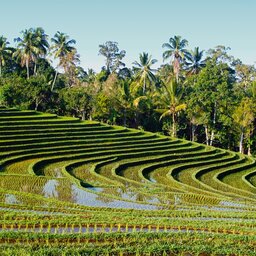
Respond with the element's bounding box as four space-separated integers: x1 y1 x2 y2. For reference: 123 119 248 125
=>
0 107 256 210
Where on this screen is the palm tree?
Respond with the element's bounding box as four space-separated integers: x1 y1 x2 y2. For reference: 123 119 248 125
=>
32 27 49 75
13 28 49 79
186 47 206 75
59 49 80 73
51 31 76 90
13 29 36 79
86 68 96 83
162 35 189 81
0 36 13 77
158 79 186 137
117 79 134 126
132 52 157 94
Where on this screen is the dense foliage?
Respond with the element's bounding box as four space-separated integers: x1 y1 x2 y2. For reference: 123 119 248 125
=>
0 28 255 155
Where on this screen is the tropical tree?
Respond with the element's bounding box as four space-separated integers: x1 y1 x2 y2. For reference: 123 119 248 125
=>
59 49 80 87
0 36 14 77
61 86 92 120
117 79 134 126
51 31 76 89
235 63 256 91
85 68 96 83
157 64 175 84
75 66 88 82
233 98 254 154
32 27 49 75
186 47 206 75
207 45 233 64
98 41 126 73
118 67 132 80
13 29 36 79
157 79 186 137
13 28 49 79
0 77 27 107
187 60 235 146
132 52 157 94
251 81 256 98
26 75 52 111
162 35 189 80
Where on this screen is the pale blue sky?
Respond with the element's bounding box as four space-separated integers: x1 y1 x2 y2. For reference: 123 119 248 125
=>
0 0 255 71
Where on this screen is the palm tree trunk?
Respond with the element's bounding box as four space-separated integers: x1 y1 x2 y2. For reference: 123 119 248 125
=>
210 130 214 146
0 63 2 77
172 113 176 137
51 70 58 91
239 131 244 154
123 108 127 127
143 76 146 94
106 60 110 73
34 62 37 76
134 112 139 128
204 125 209 146
191 122 196 142
35 98 39 111
173 58 180 82
248 145 251 156
26 59 30 79
82 110 86 121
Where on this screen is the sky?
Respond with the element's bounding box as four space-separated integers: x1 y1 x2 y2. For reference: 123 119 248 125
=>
0 0 255 71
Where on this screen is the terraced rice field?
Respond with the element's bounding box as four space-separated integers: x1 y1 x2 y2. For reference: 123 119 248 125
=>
0 107 256 255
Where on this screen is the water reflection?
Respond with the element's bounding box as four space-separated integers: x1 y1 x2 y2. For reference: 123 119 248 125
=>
85 185 169 206
71 185 158 210
41 179 160 209
2 173 247 210
5 194 20 204
43 179 59 197
1 179 251 211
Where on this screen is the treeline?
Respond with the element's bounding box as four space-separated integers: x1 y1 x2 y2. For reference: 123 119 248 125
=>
0 28 255 155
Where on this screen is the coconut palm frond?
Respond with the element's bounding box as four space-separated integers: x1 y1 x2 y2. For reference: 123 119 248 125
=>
159 110 172 120
175 103 187 112
133 96 148 108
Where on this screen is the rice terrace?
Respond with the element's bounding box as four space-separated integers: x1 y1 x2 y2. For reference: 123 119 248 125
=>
1 1 256 255
0 107 255 255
